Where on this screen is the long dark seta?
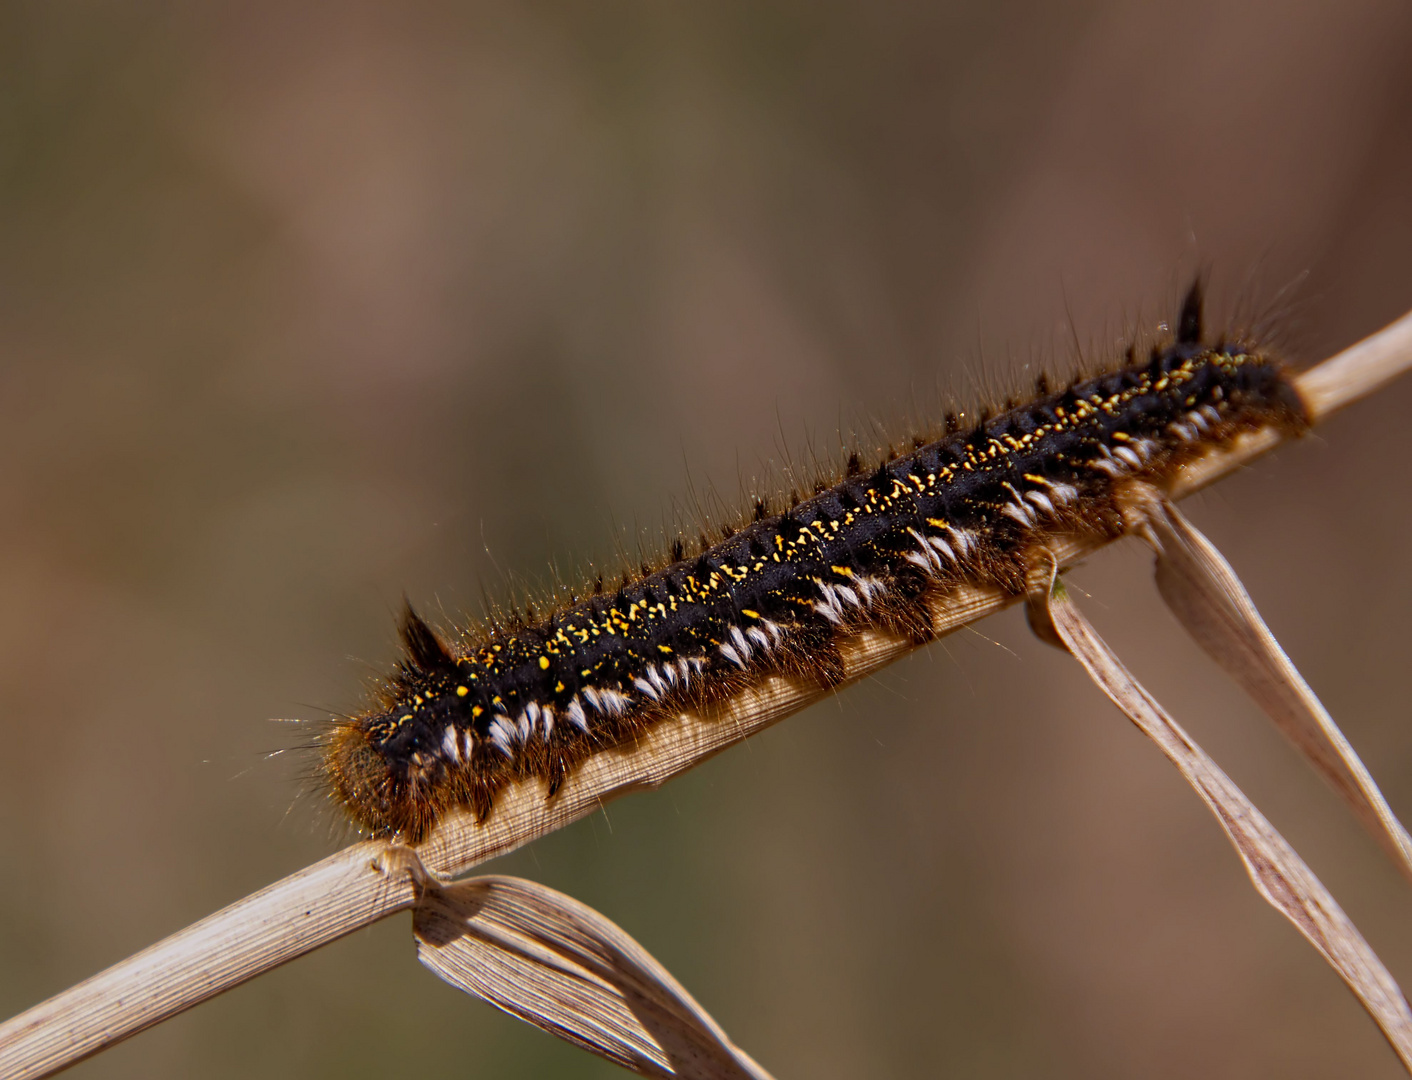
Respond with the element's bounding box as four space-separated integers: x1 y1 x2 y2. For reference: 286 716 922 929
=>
323 284 1309 840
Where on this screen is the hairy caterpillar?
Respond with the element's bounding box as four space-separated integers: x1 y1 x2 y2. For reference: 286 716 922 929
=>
322 283 1308 840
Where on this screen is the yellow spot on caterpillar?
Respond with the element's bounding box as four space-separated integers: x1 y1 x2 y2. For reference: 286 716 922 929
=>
1111 431 1130 441
657 644 673 654
555 681 565 692
401 714 413 722
456 686 469 697
471 705 483 718
582 669 591 677
539 656 550 669
831 565 853 577
413 696 423 705
741 609 760 619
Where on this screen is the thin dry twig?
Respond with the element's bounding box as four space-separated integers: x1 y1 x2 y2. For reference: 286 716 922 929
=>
1 309 1410 1079
1298 307 1412 422
1121 483 1412 883
416 874 774 1079
0 844 420 1080
1027 566 1412 1070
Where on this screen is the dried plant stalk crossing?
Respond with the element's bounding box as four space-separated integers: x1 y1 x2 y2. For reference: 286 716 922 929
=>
1026 563 1412 1068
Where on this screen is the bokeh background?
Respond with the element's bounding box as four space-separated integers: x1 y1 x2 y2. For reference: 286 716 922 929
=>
2 2 1411 1077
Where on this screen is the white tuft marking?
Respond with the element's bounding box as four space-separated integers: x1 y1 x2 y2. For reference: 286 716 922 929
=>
442 725 461 763
1025 490 1056 516
719 642 748 668
907 528 941 573
487 716 515 758
1113 445 1143 469
633 676 661 701
924 536 956 563
747 625 771 650
647 663 670 695
567 695 589 733
1091 450 1123 476
540 704 555 738
905 551 934 573
461 728 476 760
601 687 631 715
855 576 886 603
1002 501 1035 526
729 624 752 660
812 581 841 621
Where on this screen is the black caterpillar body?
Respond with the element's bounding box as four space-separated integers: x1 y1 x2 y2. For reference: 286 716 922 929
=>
324 286 1308 840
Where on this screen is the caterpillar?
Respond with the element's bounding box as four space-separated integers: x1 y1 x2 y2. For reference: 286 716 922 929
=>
321 282 1309 841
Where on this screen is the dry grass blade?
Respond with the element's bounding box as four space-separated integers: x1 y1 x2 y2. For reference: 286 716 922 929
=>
1122 483 1412 883
1297 307 1412 422
0 842 419 1080
1028 566 1412 1071
415 875 773 1080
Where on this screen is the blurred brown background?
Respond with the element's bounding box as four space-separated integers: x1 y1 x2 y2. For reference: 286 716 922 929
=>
1 2 1411 1077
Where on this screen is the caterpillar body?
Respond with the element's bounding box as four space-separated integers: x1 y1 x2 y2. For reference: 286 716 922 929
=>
323 285 1308 840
